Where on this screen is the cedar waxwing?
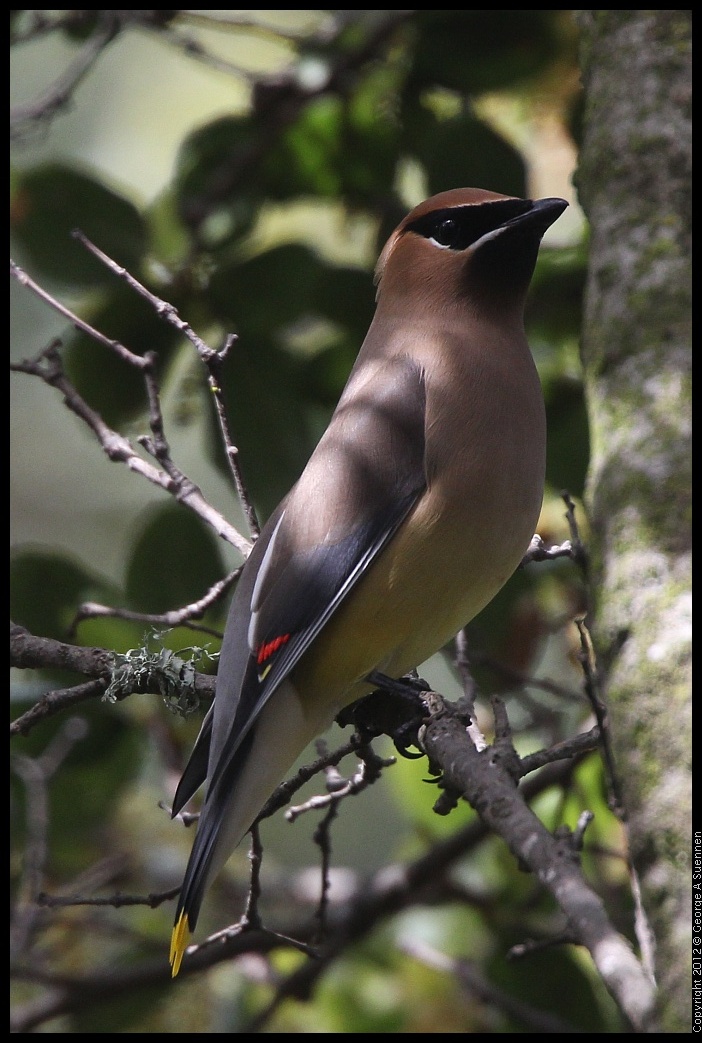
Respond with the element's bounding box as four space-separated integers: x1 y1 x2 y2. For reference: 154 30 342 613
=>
169 187 568 975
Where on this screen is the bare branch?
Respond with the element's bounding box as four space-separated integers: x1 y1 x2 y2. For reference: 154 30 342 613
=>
522 533 575 565
285 743 395 824
418 695 655 1030
36 886 181 911
11 750 591 1031
9 261 149 368
519 725 601 776
9 304 251 557
69 567 242 638
11 718 91 960
573 616 622 812
9 623 216 738
10 13 120 137
10 622 114 679
240 755 593 1032
69 232 261 538
10 680 108 738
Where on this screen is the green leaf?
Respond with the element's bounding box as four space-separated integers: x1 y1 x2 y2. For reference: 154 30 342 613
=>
544 375 590 497
261 88 399 204
145 188 193 269
63 282 182 427
316 262 376 340
402 103 526 198
528 243 587 342
209 242 375 346
11 163 146 289
209 242 329 334
59 11 102 42
264 96 344 199
10 550 115 640
207 245 379 511
174 115 262 246
125 503 225 614
216 329 316 516
410 10 562 94
488 935 622 1032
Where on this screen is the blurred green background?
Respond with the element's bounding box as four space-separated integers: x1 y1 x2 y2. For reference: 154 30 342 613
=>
10 10 623 1034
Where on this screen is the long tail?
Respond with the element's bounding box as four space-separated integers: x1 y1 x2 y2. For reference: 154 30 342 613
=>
169 679 324 976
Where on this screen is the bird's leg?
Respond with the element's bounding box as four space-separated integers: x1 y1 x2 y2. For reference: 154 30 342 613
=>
365 669 432 699
336 671 431 759
368 671 433 758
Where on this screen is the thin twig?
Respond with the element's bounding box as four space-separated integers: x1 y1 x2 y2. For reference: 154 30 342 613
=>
573 618 621 811
11 718 91 960
70 231 260 538
10 680 108 739
10 12 120 136
10 261 149 368
400 938 580 1033
9 317 251 557
69 567 242 638
36 886 181 910
518 725 601 776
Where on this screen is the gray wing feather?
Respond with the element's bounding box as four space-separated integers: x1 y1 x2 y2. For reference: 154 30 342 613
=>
180 356 428 798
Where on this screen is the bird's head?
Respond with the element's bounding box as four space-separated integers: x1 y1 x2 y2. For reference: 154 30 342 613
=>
375 188 568 318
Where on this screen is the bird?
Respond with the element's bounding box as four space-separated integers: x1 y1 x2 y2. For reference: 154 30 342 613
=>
169 187 568 975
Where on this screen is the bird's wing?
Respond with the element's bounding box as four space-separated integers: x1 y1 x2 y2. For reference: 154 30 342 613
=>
205 353 428 793
172 353 428 816
170 706 212 816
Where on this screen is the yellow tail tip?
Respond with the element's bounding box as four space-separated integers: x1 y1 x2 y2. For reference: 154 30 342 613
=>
170 911 191 977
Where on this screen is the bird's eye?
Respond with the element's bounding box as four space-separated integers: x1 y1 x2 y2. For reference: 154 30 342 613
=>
431 217 459 248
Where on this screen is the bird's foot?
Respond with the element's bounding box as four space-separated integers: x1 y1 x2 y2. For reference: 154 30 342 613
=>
336 671 431 759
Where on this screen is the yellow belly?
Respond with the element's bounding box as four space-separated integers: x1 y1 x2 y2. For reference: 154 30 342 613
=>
291 487 535 712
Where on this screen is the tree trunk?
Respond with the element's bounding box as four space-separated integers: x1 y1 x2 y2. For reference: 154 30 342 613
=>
575 10 692 1032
